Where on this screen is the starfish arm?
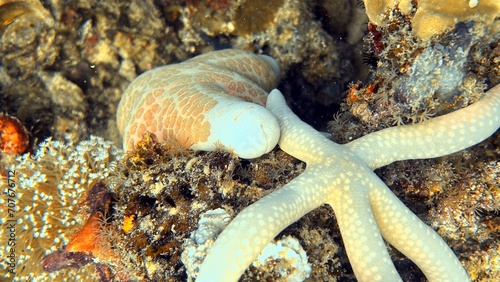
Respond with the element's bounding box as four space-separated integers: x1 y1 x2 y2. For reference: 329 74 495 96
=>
327 171 402 282
117 50 281 158
368 177 470 282
197 171 327 282
266 89 345 165
345 83 500 169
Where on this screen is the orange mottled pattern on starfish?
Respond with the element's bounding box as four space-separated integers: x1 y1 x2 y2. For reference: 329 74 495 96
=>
123 82 218 151
188 49 279 92
117 49 279 151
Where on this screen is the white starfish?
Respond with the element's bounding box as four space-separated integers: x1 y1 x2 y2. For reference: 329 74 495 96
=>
197 84 500 281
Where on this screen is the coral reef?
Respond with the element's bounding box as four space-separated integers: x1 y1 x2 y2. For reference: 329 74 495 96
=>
376 136 500 281
0 136 122 281
232 0 368 129
0 0 365 145
0 0 54 33
182 208 232 280
250 236 312 281
0 0 171 145
328 6 500 281
0 0 498 281
337 11 500 138
231 0 285 36
363 0 500 40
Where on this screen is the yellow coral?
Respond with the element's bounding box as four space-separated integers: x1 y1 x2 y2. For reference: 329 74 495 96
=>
122 214 135 233
363 0 500 40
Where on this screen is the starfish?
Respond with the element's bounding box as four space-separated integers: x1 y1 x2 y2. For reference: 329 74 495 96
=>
197 84 500 281
117 49 281 159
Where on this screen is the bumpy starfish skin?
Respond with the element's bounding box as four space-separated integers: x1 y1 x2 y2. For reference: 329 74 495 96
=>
197 84 500 282
117 49 281 159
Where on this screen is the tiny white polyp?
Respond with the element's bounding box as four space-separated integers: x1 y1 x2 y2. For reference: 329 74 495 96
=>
193 100 280 159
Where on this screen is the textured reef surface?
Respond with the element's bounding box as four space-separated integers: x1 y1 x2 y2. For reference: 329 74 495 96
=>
0 0 499 281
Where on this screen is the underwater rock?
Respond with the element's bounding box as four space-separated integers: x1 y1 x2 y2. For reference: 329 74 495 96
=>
363 0 500 40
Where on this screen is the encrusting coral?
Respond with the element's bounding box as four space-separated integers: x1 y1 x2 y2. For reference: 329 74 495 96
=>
363 0 500 40
0 136 122 281
342 10 500 132
117 49 281 159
